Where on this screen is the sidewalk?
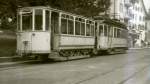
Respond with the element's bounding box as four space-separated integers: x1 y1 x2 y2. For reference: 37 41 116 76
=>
0 56 35 63
129 47 150 50
0 60 40 68
0 56 38 68
0 47 150 68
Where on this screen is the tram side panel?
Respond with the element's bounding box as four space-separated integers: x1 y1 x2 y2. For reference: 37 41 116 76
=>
58 35 95 49
49 13 96 58
111 38 128 49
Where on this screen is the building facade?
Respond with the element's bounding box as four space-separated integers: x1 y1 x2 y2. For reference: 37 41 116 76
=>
109 0 147 48
109 0 126 22
145 10 150 46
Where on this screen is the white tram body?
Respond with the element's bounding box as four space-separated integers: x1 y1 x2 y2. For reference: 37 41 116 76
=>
17 6 128 60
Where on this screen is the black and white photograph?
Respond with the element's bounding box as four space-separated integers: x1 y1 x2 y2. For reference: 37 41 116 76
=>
0 0 150 84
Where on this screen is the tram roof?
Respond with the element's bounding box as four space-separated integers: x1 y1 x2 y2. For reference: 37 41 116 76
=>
94 16 127 29
18 6 94 21
104 19 127 29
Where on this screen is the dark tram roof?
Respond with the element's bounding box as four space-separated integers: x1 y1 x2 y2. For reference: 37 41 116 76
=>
94 16 127 29
104 19 127 29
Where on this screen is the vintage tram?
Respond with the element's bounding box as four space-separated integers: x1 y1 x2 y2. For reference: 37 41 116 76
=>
94 18 128 55
17 6 128 60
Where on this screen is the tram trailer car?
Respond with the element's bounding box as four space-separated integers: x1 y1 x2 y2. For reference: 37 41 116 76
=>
94 20 128 54
16 6 128 60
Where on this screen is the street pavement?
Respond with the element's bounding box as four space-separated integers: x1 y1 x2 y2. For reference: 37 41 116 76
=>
0 49 150 84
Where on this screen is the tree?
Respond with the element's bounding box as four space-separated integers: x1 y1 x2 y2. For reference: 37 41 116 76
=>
0 0 111 30
0 0 18 30
47 0 110 17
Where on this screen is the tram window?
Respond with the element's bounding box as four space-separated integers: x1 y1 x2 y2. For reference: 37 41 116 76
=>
108 26 111 36
104 25 107 36
111 27 113 36
110 27 113 37
125 31 128 38
113 27 116 37
91 25 94 36
115 28 117 38
116 29 119 38
35 9 43 30
17 14 21 31
113 28 116 38
121 30 124 38
99 25 103 36
61 14 74 35
61 14 66 18
45 10 50 30
51 12 59 34
120 30 123 38
119 29 121 38
35 9 42 30
68 20 74 34
117 29 120 38
61 18 67 34
66 15 69 18
81 23 85 35
122 30 127 38
86 24 90 36
69 16 74 20
22 12 32 31
75 21 80 35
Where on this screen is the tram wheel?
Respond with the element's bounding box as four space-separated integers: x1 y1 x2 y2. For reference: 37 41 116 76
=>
37 54 49 61
107 49 115 55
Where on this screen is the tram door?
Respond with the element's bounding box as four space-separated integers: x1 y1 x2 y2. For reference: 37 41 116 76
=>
51 12 59 50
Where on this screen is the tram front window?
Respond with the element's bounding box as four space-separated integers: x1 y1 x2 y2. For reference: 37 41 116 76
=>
35 9 42 30
22 12 32 31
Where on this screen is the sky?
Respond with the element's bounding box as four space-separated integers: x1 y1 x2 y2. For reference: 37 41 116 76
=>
143 0 150 11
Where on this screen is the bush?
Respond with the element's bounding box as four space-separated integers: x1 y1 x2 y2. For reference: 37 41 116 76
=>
0 31 16 57
0 38 16 57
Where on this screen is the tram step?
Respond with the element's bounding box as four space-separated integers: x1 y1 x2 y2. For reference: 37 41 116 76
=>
49 54 90 61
